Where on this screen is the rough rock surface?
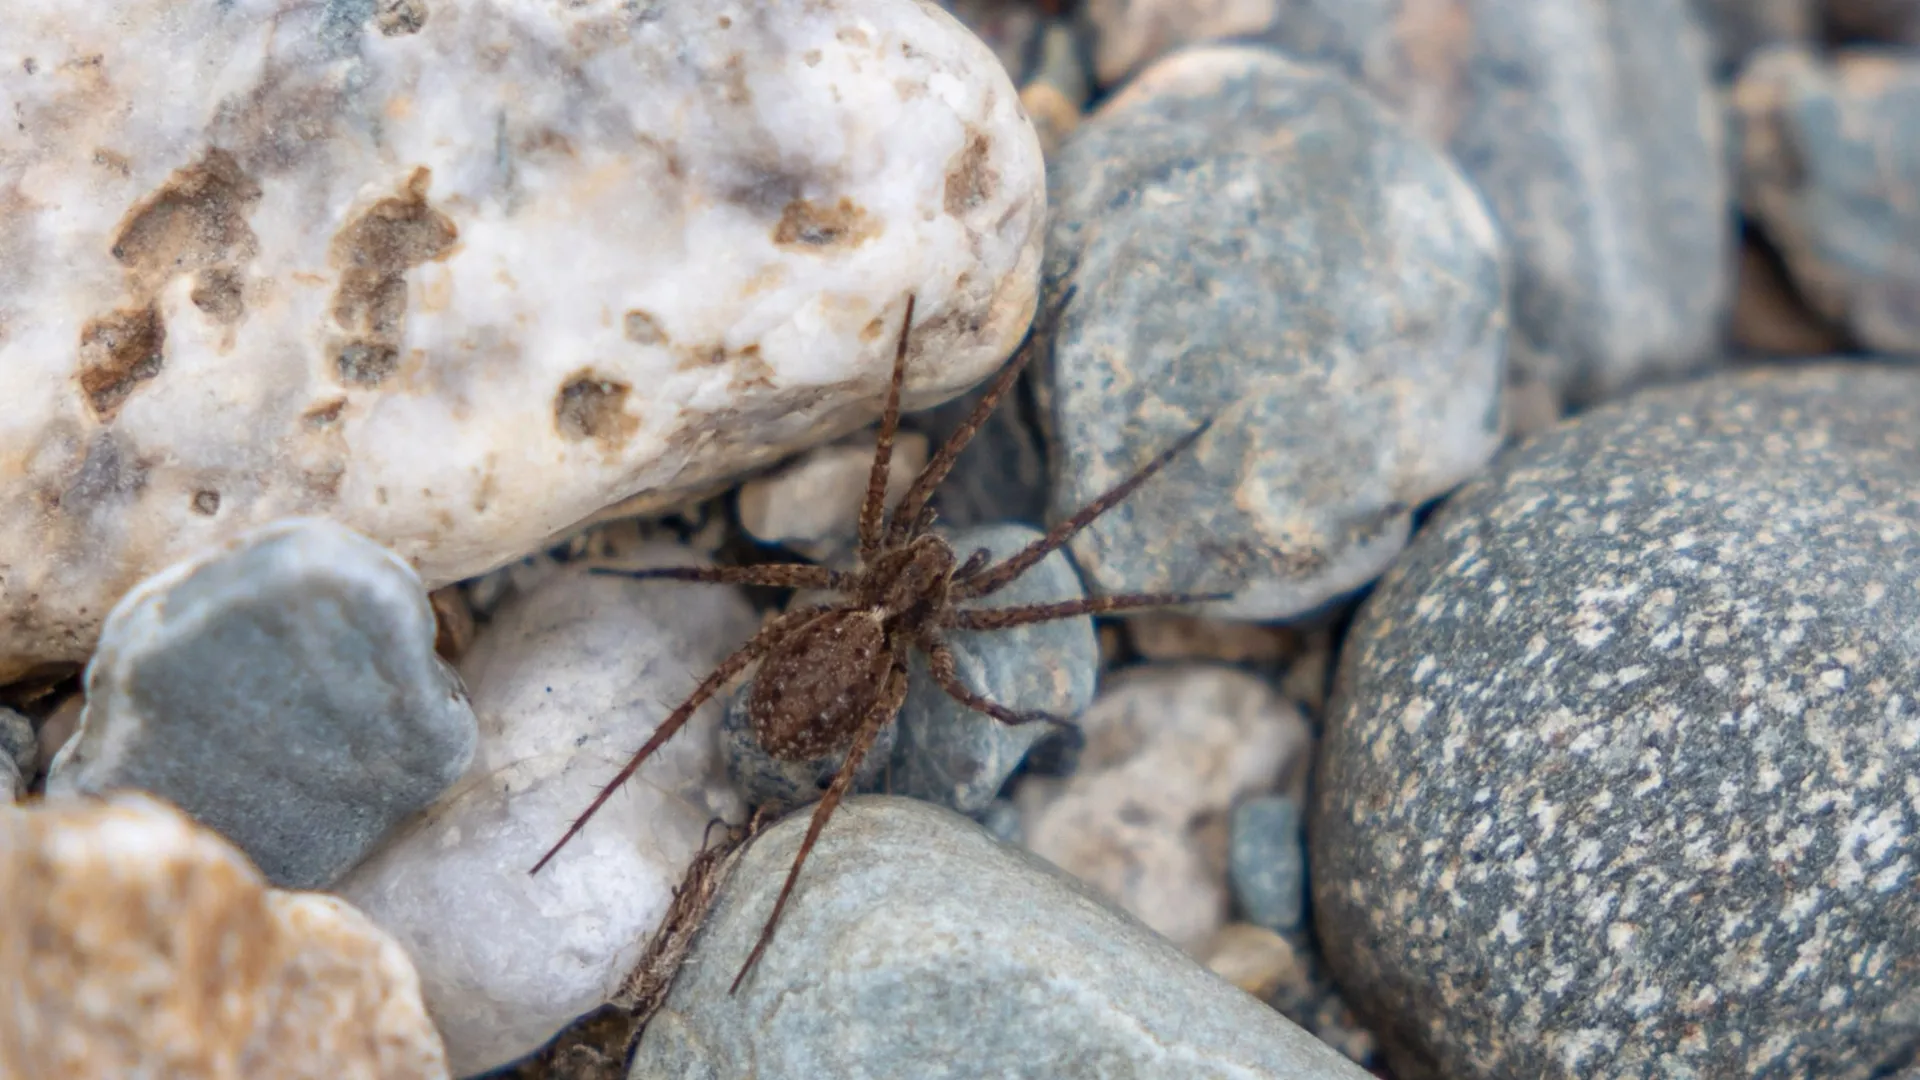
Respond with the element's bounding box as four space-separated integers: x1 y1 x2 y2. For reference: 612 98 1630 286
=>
627 796 1376 1080
1735 46 1920 356
45 517 476 889
0 0 1046 681
0 792 448 1080
1313 364 1920 1079
0 708 32 802
1019 664 1310 952
338 549 755 1076
1260 0 1731 414
1040 46 1506 619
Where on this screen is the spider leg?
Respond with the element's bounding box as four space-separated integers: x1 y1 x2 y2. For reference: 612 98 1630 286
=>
858 294 916 561
729 661 910 994
529 605 834 876
954 547 993 580
945 591 1232 631
588 564 849 591
953 417 1212 601
919 634 1069 728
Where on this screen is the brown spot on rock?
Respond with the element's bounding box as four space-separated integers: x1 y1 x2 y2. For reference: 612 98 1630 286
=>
773 197 880 249
191 490 220 515
376 0 428 35
111 148 262 290
190 268 246 324
861 316 886 342
943 130 997 216
624 309 667 345
303 398 347 428
77 304 165 420
555 372 639 447
329 168 458 387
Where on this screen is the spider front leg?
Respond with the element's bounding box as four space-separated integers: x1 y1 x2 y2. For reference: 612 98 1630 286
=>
858 294 916 560
943 590 1233 632
918 634 1070 729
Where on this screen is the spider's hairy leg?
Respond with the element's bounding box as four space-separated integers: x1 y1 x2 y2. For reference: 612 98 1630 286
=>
529 605 833 876
945 591 1234 631
588 564 849 591
954 417 1213 601
858 294 917 561
919 634 1068 728
954 547 993 580
729 661 910 994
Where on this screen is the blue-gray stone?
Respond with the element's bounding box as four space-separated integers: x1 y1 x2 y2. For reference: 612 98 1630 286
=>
1230 795 1306 933
1039 45 1506 622
0 707 33 803
1312 364 1920 1080
1260 0 1731 413
46 517 477 889
1734 46 1920 356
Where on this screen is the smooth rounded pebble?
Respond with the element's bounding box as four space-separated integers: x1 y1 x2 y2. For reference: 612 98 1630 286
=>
1261 0 1731 415
0 0 1045 683
1313 364 1920 1079
1735 46 1920 356
627 795 1377 1080
1018 664 1310 952
736 432 928 562
45 517 476 890
337 549 755 1076
0 792 448 1080
1230 794 1307 934
0 708 32 803
1039 46 1507 620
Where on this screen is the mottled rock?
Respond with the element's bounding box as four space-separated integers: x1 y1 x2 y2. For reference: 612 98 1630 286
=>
337 548 755 1076
46 517 476 889
0 792 447 1080
1314 364 1920 1079
628 796 1376 1080
0 0 1046 682
1735 47 1920 355
736 431 928 561
1040 46 1506 619
1231 794 1307 933
1261 0 1731 413
1691 0 1814 73
1019 664 1310 952
0 709 32 803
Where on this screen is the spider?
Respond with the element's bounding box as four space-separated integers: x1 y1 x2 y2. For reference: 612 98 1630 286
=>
530 291 1221 993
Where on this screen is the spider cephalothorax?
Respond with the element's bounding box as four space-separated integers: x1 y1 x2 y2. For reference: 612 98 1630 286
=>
530 292 1219 992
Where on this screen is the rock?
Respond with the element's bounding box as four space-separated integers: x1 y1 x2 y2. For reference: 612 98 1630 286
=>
45 517 476 890
429 584 476 662
942 0 1046 84
1731 236 1850 356
1230 794 1307 933
736 431 929 562
1018 22 1092 158
32 694 83 776
1261 0 1731 414
1203 921 1306 1002
1018 664 1310 952
1040 46 1506 620
627 795 1376 1080
1735 46 1920 356
1827 0 1920 42
0 708 33 802
336 548 756 1076
1313 363 1920 1079
1084 0 1276 84
1690 0 1814 73
0 791 447 1080
0 0 1047 683
1127 613 1297 664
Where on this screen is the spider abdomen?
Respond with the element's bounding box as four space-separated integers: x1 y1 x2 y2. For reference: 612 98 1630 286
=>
748 609 894 761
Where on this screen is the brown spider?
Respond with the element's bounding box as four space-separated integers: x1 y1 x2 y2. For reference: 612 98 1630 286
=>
530 292 1220 993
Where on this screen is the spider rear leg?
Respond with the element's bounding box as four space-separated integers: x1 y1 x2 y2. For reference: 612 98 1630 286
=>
944 591 1233 632
920 635 1071 729
589 564 848 590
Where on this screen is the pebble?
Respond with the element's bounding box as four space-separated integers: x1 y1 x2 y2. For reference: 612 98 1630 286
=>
1261 0 1731 415
0 708 32 802
1229 795 1307 933
45 517 476 890
1039 46 1507 621
626 795 1377 1080
1083 0 1276 84
0 0 1046 683
336 548 756 1077
0 791 448 1080
1734 46 1920 355
1313 363 1920 1078
1690 0 1814 73
1731 237 1849 357
1127 613 1297 665
736 431 929 562
1018 664 1310 953
1827 0 1920 42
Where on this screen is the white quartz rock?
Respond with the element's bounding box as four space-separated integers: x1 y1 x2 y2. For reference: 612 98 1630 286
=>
335 545 758 1076
0 0 1045 681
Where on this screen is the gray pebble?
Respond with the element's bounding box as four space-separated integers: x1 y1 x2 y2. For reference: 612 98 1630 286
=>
1735 46 1920 356
1230 795 1307 933
0 707 33 802
47 517 476 889
628 795 1376 1080
1689 0 1813 74
1313 364 1920 1079
1040 45 1506 621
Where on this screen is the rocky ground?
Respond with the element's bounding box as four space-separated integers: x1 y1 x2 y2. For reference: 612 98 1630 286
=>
4 0 1920 1078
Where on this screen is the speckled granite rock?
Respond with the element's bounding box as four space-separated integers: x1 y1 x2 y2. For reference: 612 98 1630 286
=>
1313 363 1920 1080
1040 46 1506 620
627 796 1376 1080
1 792 448 1080
45 517 476 890
0 0 1045 683
1735 47 1920 356
337 549 753 1076
1691 0 1814 73
1260 0 1731 416
0 709 32 803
